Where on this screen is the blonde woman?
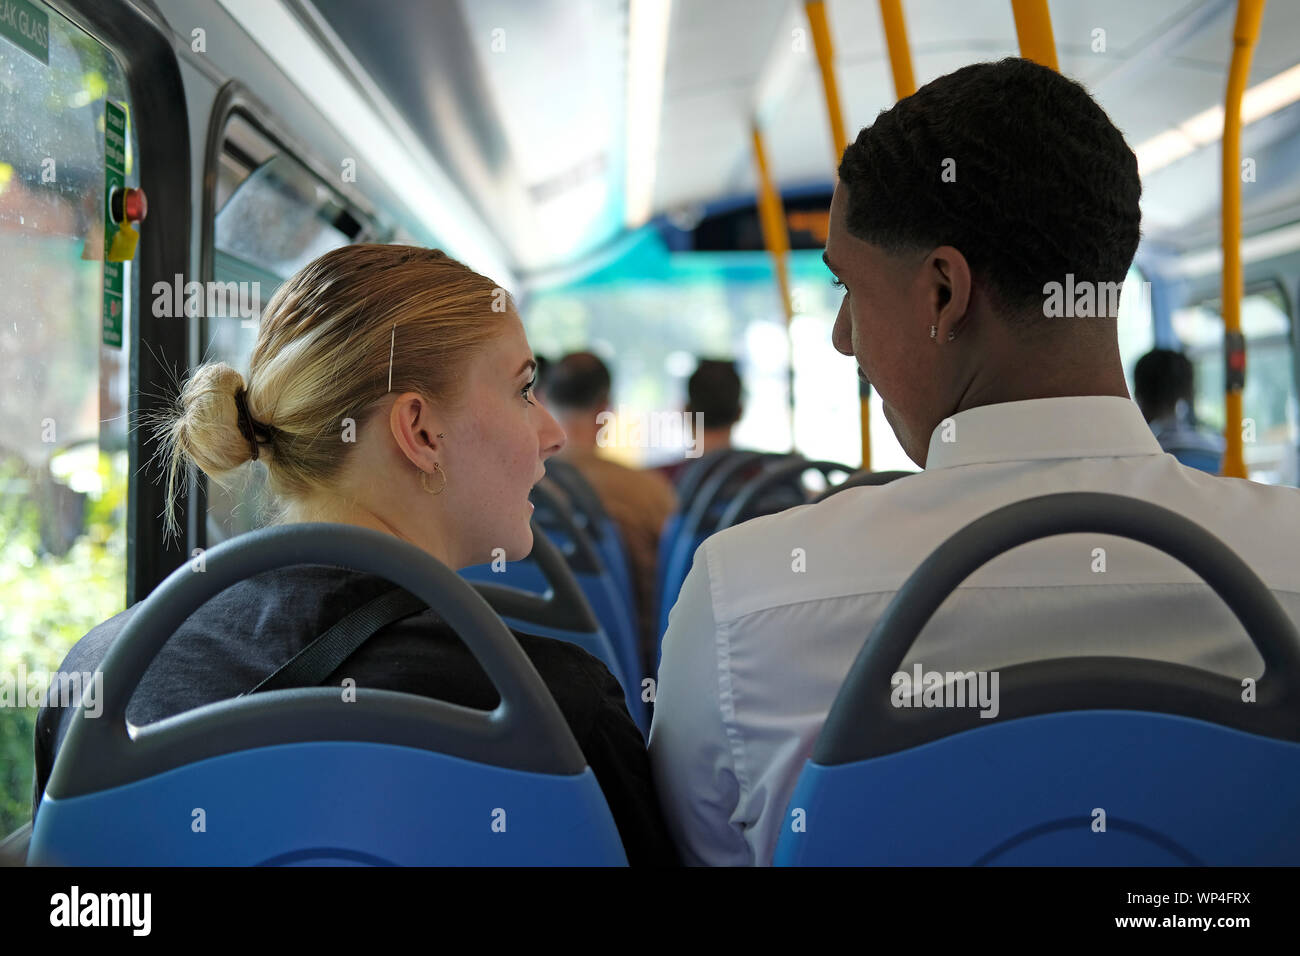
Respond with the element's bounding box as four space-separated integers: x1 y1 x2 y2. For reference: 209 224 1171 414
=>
35 245 677 866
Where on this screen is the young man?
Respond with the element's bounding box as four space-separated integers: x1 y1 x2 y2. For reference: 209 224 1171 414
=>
649 57 1300 866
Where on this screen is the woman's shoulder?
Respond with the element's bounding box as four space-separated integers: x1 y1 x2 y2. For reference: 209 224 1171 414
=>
364 609 628 724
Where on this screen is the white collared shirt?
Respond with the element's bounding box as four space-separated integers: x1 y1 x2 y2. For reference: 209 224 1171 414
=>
648 396 1300 866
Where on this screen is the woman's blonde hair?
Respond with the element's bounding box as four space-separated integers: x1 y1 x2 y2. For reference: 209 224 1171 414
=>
150 244 509 540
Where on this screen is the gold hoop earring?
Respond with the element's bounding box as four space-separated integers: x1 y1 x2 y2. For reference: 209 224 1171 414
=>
420 463 447 496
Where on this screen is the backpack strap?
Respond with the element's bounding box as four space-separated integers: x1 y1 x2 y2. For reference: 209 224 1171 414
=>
245 587 428 695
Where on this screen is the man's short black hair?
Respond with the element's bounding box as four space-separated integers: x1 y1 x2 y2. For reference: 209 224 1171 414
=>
838 57 1141 319
687 359 743 429
547 351 611 411
1134 348 1194 420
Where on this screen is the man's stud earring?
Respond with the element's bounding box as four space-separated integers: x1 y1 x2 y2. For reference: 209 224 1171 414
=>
947 330 956 342
436 432 445 439
929 326 937 340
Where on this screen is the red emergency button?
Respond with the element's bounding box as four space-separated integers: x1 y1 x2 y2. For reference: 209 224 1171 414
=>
109 186 147 224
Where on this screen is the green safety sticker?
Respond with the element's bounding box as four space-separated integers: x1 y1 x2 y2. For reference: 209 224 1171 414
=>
0 0 49 65
102 100 126 348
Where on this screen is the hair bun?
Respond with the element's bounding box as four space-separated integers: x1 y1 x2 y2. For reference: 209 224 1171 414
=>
173 363 263 475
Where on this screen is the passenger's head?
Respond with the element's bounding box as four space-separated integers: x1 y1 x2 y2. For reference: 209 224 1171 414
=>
545 351 612 448
1133 348 1195 423
155 244 565 567
826 57 1141 465
687 359 743 433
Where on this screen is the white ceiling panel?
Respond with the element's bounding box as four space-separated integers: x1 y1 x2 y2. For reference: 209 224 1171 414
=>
644 0 1300 247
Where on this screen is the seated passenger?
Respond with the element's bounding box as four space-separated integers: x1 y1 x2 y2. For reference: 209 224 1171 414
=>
649 58 1300 865
34 245 677 866
1133 347 1225 473
657 358 745 486
547 351 677 673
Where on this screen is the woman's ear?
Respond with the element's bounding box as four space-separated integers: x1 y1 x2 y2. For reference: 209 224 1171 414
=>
388 392 442 469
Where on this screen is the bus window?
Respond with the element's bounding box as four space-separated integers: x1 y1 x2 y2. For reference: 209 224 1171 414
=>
202 113 371 544
1117 264 1155 398
525 234 906 470
0 10 135 834
1172 285 1299 485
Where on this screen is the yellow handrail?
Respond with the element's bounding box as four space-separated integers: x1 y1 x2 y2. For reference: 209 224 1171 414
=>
1010 0 1059 71
805 0 869 467
805 0 848 158
1220 0 1266 479
878 0 916 98
751 123 798 448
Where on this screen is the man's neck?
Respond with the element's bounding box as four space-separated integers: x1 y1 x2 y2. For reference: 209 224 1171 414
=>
953 332 1131 417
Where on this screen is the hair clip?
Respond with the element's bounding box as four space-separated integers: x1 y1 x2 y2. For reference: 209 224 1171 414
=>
388 324 396 392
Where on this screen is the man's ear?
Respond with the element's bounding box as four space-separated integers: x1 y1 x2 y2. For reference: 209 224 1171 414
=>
929 246 972 342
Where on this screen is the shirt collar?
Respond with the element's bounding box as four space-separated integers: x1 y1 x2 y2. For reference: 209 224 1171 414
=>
925 396 1164 470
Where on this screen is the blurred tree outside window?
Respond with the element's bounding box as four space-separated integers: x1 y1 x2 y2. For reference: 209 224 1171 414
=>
0 13 133 833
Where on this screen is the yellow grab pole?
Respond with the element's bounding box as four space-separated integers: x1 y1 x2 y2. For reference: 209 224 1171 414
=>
870 1 920 471
1220 0 1266 479
1010 0 1059 72
805 0 870 468
878 0 916 98
805 1 848 159
751 123 798 449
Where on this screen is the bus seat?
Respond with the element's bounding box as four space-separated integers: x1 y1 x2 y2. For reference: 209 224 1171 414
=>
774 492 1300 866
811 469 915 502
1167 446 1223 475
528 483 644 730
717 458 856 531
28 523 627 866
461 521 643 734
542 461 638 641
656 448 764 603
654 511 683 635
657 452 791 645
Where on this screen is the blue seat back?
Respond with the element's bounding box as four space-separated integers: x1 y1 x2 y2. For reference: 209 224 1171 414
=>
543 461 638 623
463 514 647 736
529 484 647 731
1169 446 1223 474
658 452 788 643
654 512 684 635
778 711 1300 865
460 523 632 700
811 469 915 503
597 520 636 625
717 458 855 531
30 523 627 866
775 492 1300 866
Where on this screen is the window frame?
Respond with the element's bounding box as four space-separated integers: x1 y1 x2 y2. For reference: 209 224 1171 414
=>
44 0 194 603
1177 277 1298 482
195 80 387 551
